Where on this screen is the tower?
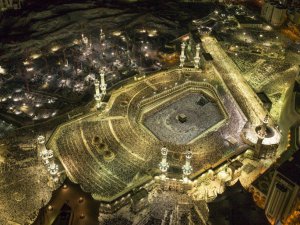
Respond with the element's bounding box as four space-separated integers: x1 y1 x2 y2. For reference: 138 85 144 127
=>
265 151 300 224
48 161 59 176
37 135 53 164
99 28 105 42
262 114 269 133
255 115 269 158
37 135 47 160
159 146 170 174
37 135 45 145
100 69 107 96
179 42 186 68
182 150 193 183
94 79 102 109
194 44 201 69
81 33 89 47
37 135 59 182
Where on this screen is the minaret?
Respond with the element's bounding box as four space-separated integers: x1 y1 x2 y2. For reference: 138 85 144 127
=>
255 114 269 158
37 135 58 179
99 28 105 42
37 135 53 163
65 59 69 67
261 114 269 134
182 150 193 183
159 146 170 174
48 161 59 176
37 135 45 146
194 44 201 69
100 69 107 96
179 42 186 68
81 33 89 47
37 135 47 158
94 79 102 109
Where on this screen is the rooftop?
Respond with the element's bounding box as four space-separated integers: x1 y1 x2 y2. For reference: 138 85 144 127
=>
277 150 300 186
208 181 270 225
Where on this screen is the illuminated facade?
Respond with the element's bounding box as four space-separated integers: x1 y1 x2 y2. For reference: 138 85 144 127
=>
0 0 22 11
265 151 300 224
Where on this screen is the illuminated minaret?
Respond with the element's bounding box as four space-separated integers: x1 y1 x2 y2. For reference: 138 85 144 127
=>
182 150 193 183
99 28 105 42
37 135 45 146
261 114 269 134
37 135 53 163
65 59 69 67
48 161 59 176
159 146 170 174
37 135 47 158
100 69 107 96
37 135 58 179
94 79 102 109
194 44 201 69
179 42 186 68
81 33 89 47
255 114 269 158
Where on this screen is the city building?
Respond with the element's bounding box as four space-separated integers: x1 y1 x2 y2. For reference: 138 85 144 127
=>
0 0 23 11
287 8 299 25
261 1 287 26
265 150 300 224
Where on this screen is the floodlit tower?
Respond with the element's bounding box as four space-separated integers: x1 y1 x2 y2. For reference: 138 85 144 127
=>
99 28 105 42
194 44 201 69
179 42 186 68
100 69 107 96
37 135 47 158
81 33 89 47
94 79 102 109
261 114 269 133
65 59 69 67
37 135 53 163
159 146 170 173
255 114 269 158
37 135 60 182
48 161 59 176
37 135 45 145
182 150 193 183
